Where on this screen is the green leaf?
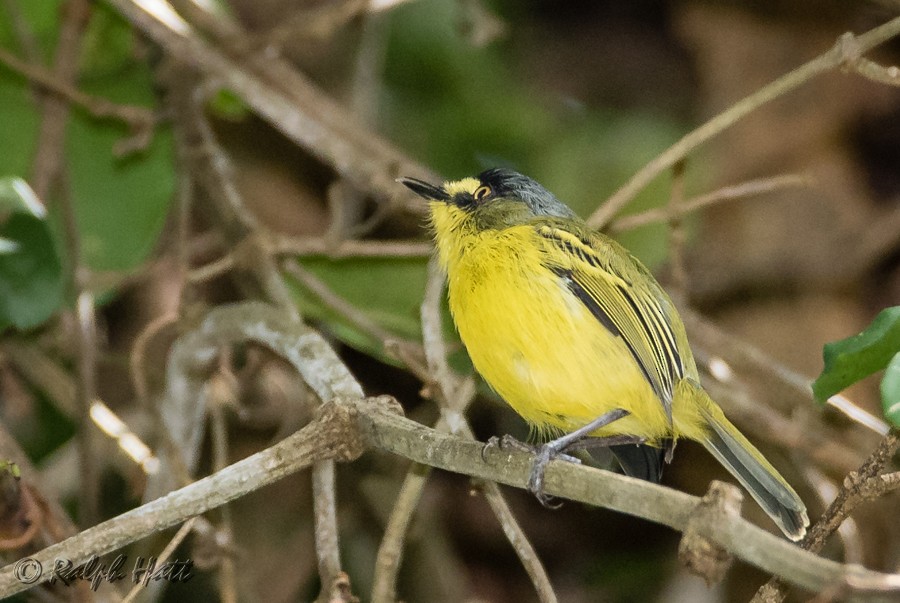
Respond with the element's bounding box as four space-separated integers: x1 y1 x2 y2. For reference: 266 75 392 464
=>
812 306 900 403
882 352 900 428
0 204 64 331
0 5 174 276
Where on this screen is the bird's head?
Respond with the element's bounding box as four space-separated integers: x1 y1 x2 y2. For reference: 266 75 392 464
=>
399 168 576 231
399 167 578 272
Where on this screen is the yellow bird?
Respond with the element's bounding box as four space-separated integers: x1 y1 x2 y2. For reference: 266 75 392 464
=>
400 168 809 541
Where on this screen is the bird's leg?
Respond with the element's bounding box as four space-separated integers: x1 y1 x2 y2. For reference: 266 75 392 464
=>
528 408 630 506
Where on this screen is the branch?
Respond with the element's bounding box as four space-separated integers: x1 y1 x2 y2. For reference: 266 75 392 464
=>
28 0 91 200
0 46 155 156
0 397 379 598
106 0 435 216
752 431 900 603
607 173 811 234
275 236 432 259
587 15 900 228
5 397 897 599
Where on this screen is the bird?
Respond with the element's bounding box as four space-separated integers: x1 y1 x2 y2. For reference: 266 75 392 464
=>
399 167 809 541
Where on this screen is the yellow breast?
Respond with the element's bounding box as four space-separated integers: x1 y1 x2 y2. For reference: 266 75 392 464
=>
440 220 672 442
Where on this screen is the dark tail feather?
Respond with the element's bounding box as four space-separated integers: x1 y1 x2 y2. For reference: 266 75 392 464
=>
610 443 666 483
677 378 808 541
702 423 808 540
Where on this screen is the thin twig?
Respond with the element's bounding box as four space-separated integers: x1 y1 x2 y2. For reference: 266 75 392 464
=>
370 463 432 603
837 31 900 87
420 258 458 408
29 0 92 200
0 340 78 418
106 0 436 217
281 257 430 375
324 9 389 243
0 46 155 154
208 366 238 603
282 259 397 346
119 517 198 603
276 236 432 258
5 397 898 599
665 160 688 298
751 431 900 603
129 312 178 407
0 0 42 64
74 291 100 526
607 173 811 233
588 15 900 228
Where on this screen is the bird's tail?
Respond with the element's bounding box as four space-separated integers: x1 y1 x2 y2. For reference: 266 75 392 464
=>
679 379 809 541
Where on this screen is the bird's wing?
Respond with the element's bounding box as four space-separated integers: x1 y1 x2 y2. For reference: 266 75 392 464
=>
534 222 685 425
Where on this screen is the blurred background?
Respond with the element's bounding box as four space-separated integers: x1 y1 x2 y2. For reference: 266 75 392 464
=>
0 0 899 601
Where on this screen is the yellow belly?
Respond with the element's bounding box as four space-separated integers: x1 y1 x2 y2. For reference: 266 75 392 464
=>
447 230 673 442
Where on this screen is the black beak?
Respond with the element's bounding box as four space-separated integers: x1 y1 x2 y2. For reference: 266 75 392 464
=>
397 177 450 201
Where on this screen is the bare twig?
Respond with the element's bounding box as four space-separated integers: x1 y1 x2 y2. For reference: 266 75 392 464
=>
607 173 811 234
324 9 390 242
119 517 198 603
281 257 430 376
0 397 378 599
107 0 436 217
838 32 900 87
370 463 432 603
276 237 432 259
0 46 155 154
208 367 238 603
0 0 42 63
665 161 688 298
588 15 900 228
74 291 100 526
6 396 899 600
751 431 900 603
0 340 78 418
190 237 431 283
282 259 397 346
29 0 92 200
129 312 178 407
420 258 458 408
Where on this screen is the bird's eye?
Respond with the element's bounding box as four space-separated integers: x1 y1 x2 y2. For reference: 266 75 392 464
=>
473 185 492 201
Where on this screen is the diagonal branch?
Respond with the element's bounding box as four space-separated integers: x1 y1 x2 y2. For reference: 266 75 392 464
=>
587 15 900 228
3 397 897 600
105 0 435 217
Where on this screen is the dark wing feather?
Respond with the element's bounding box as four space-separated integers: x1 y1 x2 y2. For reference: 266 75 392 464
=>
536 222 685 427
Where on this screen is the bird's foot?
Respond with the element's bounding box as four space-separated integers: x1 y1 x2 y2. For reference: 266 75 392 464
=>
526 441 583 509
481 435 580 507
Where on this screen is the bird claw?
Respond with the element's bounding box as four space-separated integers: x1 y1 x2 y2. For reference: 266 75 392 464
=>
481 434 540 461
526 442 581 508
481 436 500 461
483 434 581 507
